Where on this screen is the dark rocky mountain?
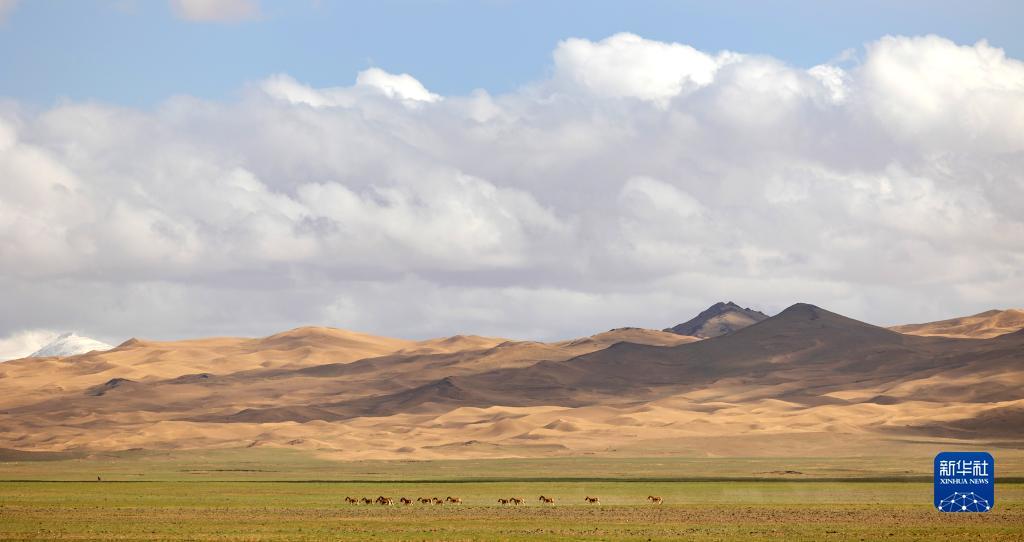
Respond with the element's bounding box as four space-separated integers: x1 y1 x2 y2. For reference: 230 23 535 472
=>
664 301 769 338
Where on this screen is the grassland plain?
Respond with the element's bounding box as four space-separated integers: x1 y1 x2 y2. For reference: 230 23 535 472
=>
1 451 1023 541
1 480 1022 541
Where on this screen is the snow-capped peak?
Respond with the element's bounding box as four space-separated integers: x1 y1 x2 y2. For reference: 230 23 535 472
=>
29 333 114 358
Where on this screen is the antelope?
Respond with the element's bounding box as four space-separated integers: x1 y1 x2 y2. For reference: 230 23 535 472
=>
399 497 413 505
432 497 444 505
445 496 462 504
498 498 509 505
360 497 373 505
376 496 394 506
584 496 601 504
344 497 358 504
509 497 524 506
647 495 663 504
417 497 432 504
538 495 555 504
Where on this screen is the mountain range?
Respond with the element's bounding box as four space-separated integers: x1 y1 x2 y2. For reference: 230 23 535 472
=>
0 303 1021 459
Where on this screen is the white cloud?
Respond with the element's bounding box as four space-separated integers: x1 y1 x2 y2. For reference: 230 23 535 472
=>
552 32 738 105
355 68 441 104
619 176 703 219
0 329 59 361
260 74 346 108
860 35 1024 151
260 68 440 109
169 0 259 22
1 33 1023 341
808 64 849 103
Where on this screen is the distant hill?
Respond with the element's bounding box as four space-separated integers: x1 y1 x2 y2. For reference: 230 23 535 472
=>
664 301 768 337
889 309 1024 338
0 305 1021 459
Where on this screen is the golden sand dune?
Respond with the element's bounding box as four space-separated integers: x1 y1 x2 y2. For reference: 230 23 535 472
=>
556 327 698 349
399 335 509 355
1 303 1022 458
0 323 698 421
0 326 420 407
889 308 1024 338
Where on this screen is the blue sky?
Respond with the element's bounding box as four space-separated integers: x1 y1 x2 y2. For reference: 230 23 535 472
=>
2 0 1022 107
1 1 1023 354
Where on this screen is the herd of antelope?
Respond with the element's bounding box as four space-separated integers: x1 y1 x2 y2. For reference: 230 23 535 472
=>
346 496 462 506
343 494 665 506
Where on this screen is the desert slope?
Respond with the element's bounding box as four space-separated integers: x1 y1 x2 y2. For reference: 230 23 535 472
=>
0 323 696 426
0 326 422 404
0 305 1021 459
889 309 1024 338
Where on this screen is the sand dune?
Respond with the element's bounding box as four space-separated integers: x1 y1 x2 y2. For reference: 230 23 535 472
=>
555 327 698 352
889 308 1024 338
0 326 421 409
1 304 1022 459
399 335 509 355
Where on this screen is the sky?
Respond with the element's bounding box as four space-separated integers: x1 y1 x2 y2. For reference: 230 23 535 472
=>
1 0 1023 358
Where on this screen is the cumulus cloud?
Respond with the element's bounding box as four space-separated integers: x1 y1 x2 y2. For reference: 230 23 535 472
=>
552 32 739 105
860 35 1024 152
355 68 441 104
170 0 259 22
1 34 1023 342
261 68 441 109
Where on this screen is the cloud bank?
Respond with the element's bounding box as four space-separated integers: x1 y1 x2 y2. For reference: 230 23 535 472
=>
1 33 1022 345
